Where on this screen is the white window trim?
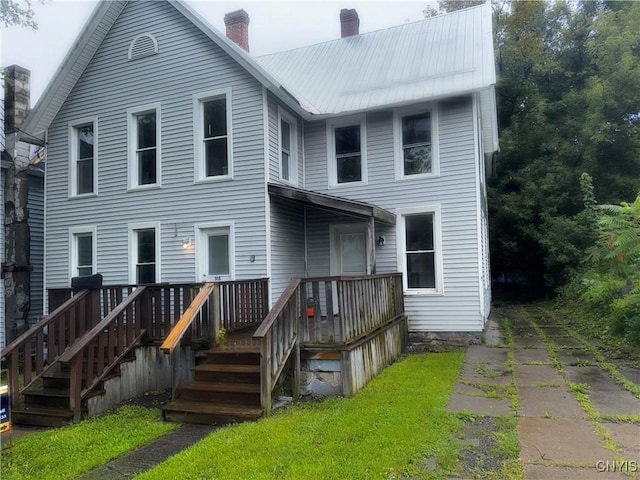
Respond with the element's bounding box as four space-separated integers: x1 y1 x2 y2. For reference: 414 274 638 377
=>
128 221 161 284
396 205 444 295
326 114 367 188
127 103 162 191
194 222 235 281
193 88 233 183
393 104 440 181
69 225 97 281
68 116 98 198
277 106 298 186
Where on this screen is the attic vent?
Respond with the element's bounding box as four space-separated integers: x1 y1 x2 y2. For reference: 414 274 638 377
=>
128 33 158 61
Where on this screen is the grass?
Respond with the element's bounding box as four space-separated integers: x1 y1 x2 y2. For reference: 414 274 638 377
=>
0 405 178 480
138 353 466 480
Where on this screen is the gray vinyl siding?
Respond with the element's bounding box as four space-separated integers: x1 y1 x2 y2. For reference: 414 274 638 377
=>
45 1 267 289
267 93 304 187
269 197 305 304
28 172 45 326
303 97 483 332
0 167 4 348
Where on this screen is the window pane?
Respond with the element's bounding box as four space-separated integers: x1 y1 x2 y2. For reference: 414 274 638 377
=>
203 98 226 139
138 149 157 185
405 214 434 251
281 120 290 150
335 125 360 155
78 266 93 277
78 125 94 160
402 113 430 146
281 152 290 181
137 229 155 263
137 264 155 284
77 235 92 267
208 235 229 275
337 155 361 183
404 145 432 175
205 138 228 176
407 252 435 288
137 112 156 149
77 158 93 194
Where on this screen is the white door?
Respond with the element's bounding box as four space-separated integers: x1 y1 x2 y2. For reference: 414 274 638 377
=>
197 227 233 282
329 223 368 312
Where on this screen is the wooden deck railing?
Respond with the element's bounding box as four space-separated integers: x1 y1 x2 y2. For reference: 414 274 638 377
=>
300 273 404 345
253 279 301 415
219 278 269 331
58 287 148 421
0 289 98 410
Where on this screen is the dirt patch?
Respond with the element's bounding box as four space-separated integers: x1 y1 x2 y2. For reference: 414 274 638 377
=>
457 417 506 477
116 389 172 410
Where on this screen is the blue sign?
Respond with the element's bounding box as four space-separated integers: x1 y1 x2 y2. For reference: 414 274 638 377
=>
0 385 10 433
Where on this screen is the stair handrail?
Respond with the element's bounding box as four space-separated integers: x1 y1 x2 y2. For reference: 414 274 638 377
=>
253 278 301 415
0 289 93 410
58 286 148 421
160 283 218 354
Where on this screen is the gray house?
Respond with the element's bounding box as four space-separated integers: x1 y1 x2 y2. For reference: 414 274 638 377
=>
21 0 497 333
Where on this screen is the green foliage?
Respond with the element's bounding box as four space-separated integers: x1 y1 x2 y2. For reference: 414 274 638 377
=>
0 0 40 28
139 353 466 480
489 0 640 297
0 406 178 480
566 193 640 345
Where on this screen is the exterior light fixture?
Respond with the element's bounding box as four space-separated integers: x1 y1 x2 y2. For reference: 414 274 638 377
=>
377 236 385 246
182 237 192 249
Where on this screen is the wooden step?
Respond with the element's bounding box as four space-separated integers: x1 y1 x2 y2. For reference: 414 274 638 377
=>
12 405 73 428
178 382 260 405
205 350 260 365
193 364 260 384
24 388 71 409
161 399 262 425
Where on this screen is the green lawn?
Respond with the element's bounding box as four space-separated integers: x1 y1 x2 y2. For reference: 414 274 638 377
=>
1 405 178 480
137 352 466 480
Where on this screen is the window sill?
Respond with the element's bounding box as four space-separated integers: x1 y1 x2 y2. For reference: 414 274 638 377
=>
68 193 98 200
128 184 162 193
404 289 443 297
195 175 233 184
395 172 440 182
328 180 367 189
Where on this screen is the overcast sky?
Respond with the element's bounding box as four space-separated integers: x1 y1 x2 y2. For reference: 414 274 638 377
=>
1 0 434 105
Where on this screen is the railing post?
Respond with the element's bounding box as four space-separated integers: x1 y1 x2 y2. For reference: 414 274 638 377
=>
292 286 301 399
69 355 83 422
212 284 221 347
261 331 273 416
171 345 181 400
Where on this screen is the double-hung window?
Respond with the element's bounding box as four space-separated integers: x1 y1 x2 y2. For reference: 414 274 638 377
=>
128 104 161 189
194 89 232 181
70 226 97 279
69 118 98 197
278 108 298 185
394 106 439 180
327 115 366 187
397 206 443 294
129 222 160 284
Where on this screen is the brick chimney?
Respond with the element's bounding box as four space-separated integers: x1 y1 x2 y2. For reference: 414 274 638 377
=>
4 65 31 135
224 9 250 53
340 9 359 38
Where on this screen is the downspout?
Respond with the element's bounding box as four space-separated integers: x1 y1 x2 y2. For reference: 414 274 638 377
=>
303 205 308 277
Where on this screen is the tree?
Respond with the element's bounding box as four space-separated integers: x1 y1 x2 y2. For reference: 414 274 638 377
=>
1 0 39 29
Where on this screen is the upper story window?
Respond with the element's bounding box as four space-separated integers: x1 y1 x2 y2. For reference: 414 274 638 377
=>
397 206 443 294
128 103 161 189
327 115 367 188
394 105 439 180
194 89 233 182
128 33 158 61
278 107 298 185
70 226 97 278
69 117 98 197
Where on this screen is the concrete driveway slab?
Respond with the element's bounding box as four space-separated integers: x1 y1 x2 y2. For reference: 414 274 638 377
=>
464 345 508 365
515 348 551 364
518 417 613 465
446 393 511 416
564 366 618 388
519 386 585 419
459 363 512 385
619 366 640 384
605 422 640 460
557 350 597 365
514 364 565 387
524 464 628 480
588 389 640 416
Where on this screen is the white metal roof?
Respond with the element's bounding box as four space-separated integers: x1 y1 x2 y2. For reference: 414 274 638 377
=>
256 3 496 116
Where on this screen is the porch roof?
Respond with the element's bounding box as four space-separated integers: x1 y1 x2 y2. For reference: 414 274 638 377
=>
268 183 396 225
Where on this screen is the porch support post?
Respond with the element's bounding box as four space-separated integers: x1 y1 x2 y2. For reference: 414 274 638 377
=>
367 217 376 274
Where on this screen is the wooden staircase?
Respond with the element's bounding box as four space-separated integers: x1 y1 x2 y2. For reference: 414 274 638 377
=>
162 330 263 425
12 349 136 427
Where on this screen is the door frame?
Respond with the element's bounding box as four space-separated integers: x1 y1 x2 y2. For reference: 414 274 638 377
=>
194 221 235 282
